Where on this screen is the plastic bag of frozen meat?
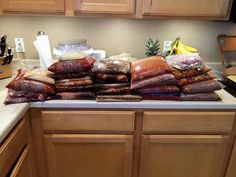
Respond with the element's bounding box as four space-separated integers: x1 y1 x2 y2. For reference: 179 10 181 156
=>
166 53 205 71
48 56 95 74
182 80 222 94
131 56 174 81
92 58 130 74
6 69 55 94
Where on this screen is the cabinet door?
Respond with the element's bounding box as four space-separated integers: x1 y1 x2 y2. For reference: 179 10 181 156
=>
226 140 236 177
142 0 232 20
9 145 32 177
2 0 65 13
75 0 135 14
140 135 229 177
44 134 133 177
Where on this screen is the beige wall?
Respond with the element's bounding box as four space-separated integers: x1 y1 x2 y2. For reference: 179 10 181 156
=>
1 15 236 61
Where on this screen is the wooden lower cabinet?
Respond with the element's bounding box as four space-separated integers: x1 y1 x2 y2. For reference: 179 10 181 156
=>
226 140 236 177
140 135 230 177
9 145 32 177
44 134 133 177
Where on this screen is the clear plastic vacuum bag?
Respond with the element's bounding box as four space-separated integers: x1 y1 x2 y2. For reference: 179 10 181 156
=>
131 56 174 81
166 53 204 70
131 74 176 90
48 56 95 74
6 70 55 94
182 80 222 94
92 58 130 74
180 92 221 101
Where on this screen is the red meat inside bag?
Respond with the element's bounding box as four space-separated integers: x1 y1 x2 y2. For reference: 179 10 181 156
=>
48 56 95 74
131 56 174 81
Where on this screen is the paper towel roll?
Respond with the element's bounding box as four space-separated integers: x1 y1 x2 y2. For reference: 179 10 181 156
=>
34 34 53 68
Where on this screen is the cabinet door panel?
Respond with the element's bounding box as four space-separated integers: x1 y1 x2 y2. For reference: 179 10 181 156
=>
0 119 28 177
226 141 236 177
143 111 235 134
76 0 134 14
140 135 229 177
44 134 133 177
42 111 135 133
2 0 65 13
142 0 232 19
9 145 32 177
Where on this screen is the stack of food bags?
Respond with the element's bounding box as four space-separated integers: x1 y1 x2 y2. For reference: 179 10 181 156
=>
48 53 96 100
167 53 222 101
5 68 55 104
92 58 142 102
131 56 180 100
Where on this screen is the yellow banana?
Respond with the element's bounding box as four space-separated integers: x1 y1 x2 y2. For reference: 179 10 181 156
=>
167 37 198 56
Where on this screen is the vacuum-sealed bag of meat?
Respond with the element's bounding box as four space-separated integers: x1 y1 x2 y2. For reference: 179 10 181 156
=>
94 83 130 90
4 96 30 104
55 85 94 93
48 56 95 74
56 92 95 100
173 67 211 80
178 73 215 86
181 92 221 101
24 68 55 84
8 89 48 101
97 87 130 95
92 59 130 74
96 95 142 102
131 56 174 81
6 70 55 94
166 53 204 71
54 72 90 80
131 74 177 90
141 93 180 101
94 73 129 83
56 76 93 87
182 80 222 94
138 85 180 94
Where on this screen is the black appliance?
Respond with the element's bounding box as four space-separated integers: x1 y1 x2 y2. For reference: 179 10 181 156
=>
230 0 236 22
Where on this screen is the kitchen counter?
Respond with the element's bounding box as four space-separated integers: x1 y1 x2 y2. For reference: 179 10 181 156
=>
0 59 236 144
0 89 29 143
31 90 236 110
1 87 236 144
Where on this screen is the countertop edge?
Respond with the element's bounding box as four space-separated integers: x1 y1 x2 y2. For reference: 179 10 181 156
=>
0 103 29 143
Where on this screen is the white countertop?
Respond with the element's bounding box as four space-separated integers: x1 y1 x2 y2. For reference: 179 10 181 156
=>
31 90 236 110
0 89 29 143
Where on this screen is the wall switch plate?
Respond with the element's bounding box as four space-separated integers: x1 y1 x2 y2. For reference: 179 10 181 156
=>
15 38 25 53
163 40 173 53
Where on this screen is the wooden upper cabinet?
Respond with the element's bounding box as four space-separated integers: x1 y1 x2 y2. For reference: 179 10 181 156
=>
44 134 133 177
226 140 236 177
2 0 65 13
75 0 135 14
140 0 233 20
140 135 230 177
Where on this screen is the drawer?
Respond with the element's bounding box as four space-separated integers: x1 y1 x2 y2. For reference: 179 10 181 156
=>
42 111 135 133
0 119 28 177
143 112 235 134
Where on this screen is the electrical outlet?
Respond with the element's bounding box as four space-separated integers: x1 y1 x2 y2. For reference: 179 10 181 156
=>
163 40 173 53
15 38 25 53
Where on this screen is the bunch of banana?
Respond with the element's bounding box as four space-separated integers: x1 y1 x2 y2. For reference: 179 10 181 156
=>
167 37 198 56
